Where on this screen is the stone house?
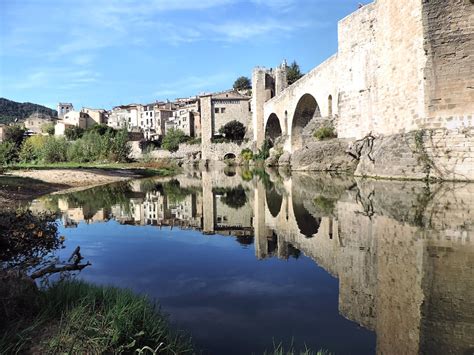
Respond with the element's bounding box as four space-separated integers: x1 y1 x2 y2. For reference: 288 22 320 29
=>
173 97 201 137
199 89 251 139
24 112 56 135
139 104 174 141
107 104 141 131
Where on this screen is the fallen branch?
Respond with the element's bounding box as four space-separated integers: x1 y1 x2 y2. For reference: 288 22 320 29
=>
30 246 91 279
346 133 376 162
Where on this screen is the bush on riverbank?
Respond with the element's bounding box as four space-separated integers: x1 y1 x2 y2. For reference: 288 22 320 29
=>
0 280 193 354
17 129 130 164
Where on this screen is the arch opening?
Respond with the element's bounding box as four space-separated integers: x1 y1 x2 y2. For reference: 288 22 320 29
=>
265 185 283 218
223 153 236 160
265 113 283 145
292 201 321 238
291 94 321 151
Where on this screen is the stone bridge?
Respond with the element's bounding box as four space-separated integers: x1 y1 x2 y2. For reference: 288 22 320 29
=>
252 0 473 159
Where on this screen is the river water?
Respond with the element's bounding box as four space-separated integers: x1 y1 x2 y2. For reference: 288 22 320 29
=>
28 168 474 354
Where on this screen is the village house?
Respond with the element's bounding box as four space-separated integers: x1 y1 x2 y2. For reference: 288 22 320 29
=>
0 124 6 142
23 112 56 135
54 105 107 136
173 96 201 137
107 104 141 131
139 103 174 141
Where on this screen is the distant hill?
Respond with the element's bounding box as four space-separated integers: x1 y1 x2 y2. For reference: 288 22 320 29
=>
0 98 58 124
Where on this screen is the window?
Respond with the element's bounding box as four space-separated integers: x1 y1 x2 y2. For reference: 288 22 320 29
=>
221 108 226 113
214 108 219 114
150 112 153 117
128 117 131 122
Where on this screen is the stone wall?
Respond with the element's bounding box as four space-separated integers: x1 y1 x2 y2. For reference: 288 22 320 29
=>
355 128 474 181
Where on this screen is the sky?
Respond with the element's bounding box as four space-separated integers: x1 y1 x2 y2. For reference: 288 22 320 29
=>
0 0 369 110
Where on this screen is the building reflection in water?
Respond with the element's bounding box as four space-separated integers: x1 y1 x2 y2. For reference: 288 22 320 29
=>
31 167 474 354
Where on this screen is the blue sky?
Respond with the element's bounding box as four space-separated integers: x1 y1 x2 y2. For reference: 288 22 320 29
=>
0 0 368 110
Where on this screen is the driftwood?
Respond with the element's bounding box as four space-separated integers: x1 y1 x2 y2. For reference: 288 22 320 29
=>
30 246 91 279
346 133 376 162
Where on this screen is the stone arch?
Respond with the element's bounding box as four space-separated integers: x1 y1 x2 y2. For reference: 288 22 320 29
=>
224 153 236 160
265 113 283 145
291 94 321 151
265 185 283 218
292 200 321 238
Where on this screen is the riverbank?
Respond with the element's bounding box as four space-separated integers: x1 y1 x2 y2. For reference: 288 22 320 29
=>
0 161 178 205
0 279 193 354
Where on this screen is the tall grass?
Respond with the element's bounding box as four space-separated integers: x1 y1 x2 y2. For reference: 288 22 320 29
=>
0 280 193 354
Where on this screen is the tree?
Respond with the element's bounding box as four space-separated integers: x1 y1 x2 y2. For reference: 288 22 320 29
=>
233 76 251 91
161 128 189 152
4 125 27 148
218 120 246 141
64 126 85 141
287 60 303 85
41 123 55 135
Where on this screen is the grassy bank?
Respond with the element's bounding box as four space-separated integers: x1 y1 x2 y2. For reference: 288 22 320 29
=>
0 280 193 354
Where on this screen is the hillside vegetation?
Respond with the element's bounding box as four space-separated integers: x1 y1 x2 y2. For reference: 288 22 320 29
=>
0 98 57 124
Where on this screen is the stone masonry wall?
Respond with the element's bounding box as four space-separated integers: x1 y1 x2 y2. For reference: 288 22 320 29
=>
422 0 474 130
355 128 474 181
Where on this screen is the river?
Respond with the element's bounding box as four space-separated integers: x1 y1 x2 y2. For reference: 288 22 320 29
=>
27 167 474 354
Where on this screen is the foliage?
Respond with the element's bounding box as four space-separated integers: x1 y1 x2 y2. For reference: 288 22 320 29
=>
287 60 304 85
64 126 85 141
253 139 271 161
4 125 27 148
19 135 48 163
0 98 57 124
162 179 196 204
240 148 254 162
313 196 336 215
0 209 62 270
162 128 189 152
314 126 337 141
241 169 254 181
41 123 55 135
218 120 246 141
0 280 193 354
214 185 247 209
233 76 251 91
0 141 18 165
187 137 201 145
42 136 68 163
86 124 116 137
268 342 331 355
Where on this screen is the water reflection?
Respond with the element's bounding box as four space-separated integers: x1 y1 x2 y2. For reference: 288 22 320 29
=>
30 168 474 354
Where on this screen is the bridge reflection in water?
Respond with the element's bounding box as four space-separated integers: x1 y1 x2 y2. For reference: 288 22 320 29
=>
32 168 474 354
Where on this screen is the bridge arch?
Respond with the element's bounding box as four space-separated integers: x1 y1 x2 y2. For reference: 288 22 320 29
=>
223 153 236 160
265 184 283 218
292 199 321 238
291 94 321 151
265 113 283 145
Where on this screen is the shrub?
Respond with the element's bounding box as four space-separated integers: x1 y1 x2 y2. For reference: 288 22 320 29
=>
214 186 247 209
218 120 246 141
162 129 189 152
19 135 48 163
0 141 18 165
108 128 131 162
253 139 271 161
314 126 337 141
41 136 68 163
4 125 27 148
41 123 55 135
240 148 254 161
64 126 85 141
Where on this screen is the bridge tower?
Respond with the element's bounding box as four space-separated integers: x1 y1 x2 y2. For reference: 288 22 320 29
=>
252 60 288 149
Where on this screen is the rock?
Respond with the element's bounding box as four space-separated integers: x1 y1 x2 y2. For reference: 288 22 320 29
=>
291 139 358 172
278 151 291 166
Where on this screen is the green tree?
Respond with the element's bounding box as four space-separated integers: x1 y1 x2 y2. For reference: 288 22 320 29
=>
287 60 304 85
64 126 85 141
41 123 55 135
108 128 131 162
218 120 246 141
0 141 18 165
161 128 189 152
4 125 27 148
233 76 251 91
